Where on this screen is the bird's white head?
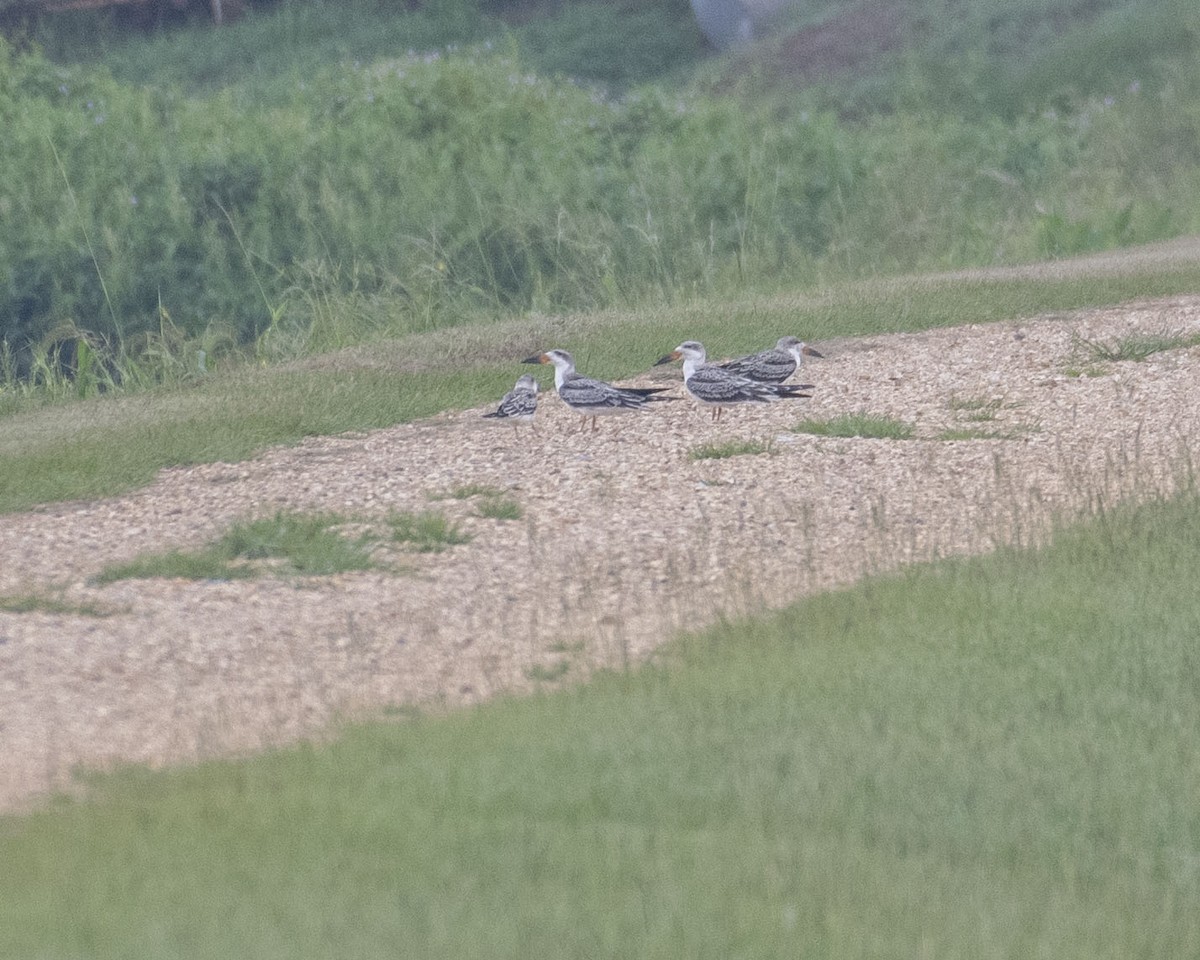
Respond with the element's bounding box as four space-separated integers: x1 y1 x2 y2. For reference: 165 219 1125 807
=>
655 341 707 381
522 349 575 389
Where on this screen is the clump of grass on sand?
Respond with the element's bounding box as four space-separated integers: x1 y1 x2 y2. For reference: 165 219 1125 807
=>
1073 329 1200 363
688 439 774 461
792 413 914 439
475 496 523 521
386 511 472 552
92 509 470 583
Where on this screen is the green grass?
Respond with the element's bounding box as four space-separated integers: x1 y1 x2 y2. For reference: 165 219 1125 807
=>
476 496 523 521
0 366 507 514
940 395 1036 439
688 439 774 461
5 492 1200 957
524 660 571 683
792 412 915 439
1074 329 1200 363
0 593 114 617
936 426 1033 441
429 483 506 501
711 0 1198 119
946 394 1003 419
7 0 1200 370
386 510 472 552
91 508 471 583
92 511 387 583
1063 364 1110 378
28 0 703 94
4 259 1200 515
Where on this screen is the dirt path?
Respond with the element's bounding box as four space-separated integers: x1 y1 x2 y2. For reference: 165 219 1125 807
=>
3 291 1200 812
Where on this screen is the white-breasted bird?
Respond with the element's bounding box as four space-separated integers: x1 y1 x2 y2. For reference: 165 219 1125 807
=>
522 349 674 431
482 374 539 432
717 336 823 385
655 340 812 422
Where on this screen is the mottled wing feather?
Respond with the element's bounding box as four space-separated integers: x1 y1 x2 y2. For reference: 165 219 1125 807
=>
718 349 796 384
483 392 536 420
615 386 671 397
559 375 646 411
686 366 774 404
687 365 811 404
499 390 537 418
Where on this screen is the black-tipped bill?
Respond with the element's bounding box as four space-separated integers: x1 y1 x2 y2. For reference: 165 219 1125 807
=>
522 353 548 365
654 350 681 366
803 345 825 359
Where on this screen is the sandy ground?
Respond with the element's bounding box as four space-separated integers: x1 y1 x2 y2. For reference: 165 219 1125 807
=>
3 286 1200 812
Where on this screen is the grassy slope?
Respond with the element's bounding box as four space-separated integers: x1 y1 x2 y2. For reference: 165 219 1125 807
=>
4 251 1199 514
705 0 1199 117
3 491 1199 958
28 0 706 93
0 367 506 512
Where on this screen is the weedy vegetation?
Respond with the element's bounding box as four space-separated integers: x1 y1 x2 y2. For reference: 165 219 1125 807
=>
792 413 915 439
7 266 1199 517
2 0 1200 398
946 394 1004 420
0 593 115 617
936 426 1034 441
386 510 472 552
91 509 470 583
688 438 775 461
429 483 506 501
524 660 571 683
92 511 387 583
475 496 523 521
1073 329 1200 363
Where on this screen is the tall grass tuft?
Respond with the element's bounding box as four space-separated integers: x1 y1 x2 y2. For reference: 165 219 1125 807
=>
1074 329 1200 363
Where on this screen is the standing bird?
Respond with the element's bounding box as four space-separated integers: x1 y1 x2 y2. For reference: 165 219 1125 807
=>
717 335 823 385
655 340 811 422
522 349 673 431
482 374 539 432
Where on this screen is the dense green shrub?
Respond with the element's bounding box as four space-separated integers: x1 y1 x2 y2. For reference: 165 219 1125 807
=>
3 0 1200 374
0 38 864 361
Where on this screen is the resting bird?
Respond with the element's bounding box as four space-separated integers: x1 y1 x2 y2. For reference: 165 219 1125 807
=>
482 374 539 432
656 340 811 422
717 336 823 385
522 349 673 431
